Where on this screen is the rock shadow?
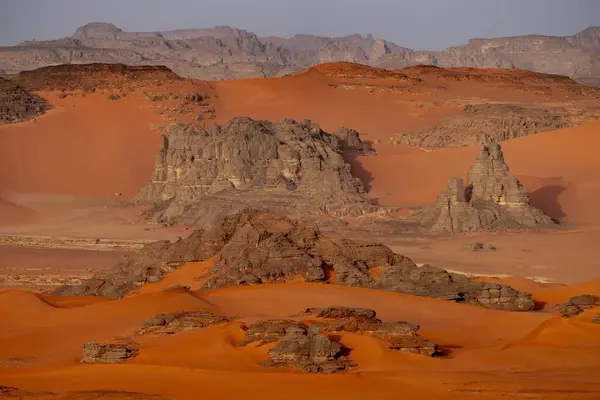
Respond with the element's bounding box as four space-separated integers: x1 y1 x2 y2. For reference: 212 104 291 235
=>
343 150 374 192
435 344 463 358
529 185 567 221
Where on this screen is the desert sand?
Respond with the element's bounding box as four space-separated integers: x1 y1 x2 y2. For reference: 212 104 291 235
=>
1 63 599 399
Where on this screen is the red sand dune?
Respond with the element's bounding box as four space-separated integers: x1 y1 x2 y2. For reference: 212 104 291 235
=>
1 282 599 399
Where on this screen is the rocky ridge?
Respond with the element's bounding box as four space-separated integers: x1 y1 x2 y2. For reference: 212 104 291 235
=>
1 22 599 85
134 117 377 225
51 210 534 311
412 143 556 233
393 104 580 149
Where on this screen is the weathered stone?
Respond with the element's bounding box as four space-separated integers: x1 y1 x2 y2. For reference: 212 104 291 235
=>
592 314 600 324
52 210 534 311
135 118 377 226
240 320 354 373
81 342 136 364
333 127 373 152
138 311 232 334
413 143 556 233
301 306 437 356
557 294 600 317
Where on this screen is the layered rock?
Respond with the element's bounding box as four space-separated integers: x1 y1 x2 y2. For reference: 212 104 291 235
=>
557 295 600 317
238 306 437 372
239 321 354 373
0 77 49 124
138 311 232 335
298 307 437 356
393 104 574 149
80 342 136 364
51 210 534 311
413 143 556 233
135 117 376 225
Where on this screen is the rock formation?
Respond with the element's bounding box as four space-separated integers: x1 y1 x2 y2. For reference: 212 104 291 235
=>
237 306 437 372
51 210 535 311
0 77 49 124
393 104 575 149
557 295 600 317
134 117 377 225
413 143 556 233
1 22 599 86
298 307 437 356
138 311 232 335
80 342 137 364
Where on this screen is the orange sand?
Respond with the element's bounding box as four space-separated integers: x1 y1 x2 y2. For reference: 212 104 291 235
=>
1 283 599 399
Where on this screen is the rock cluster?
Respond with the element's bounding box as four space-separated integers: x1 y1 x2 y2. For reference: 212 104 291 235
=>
299 307 437 356
413 143 556 233
393 104 573 149
239 320 354 373
135 117 376 226
138 311 232 334
557 295 600 317
52 210 535 311
80 342 136 364
238 306 437 372
0 77 49 124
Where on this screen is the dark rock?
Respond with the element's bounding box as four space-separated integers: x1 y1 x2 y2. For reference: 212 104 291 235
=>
592 315 600 324
333 127 373 152
412 143 556 233
81 342 136 364
0 77 50 124
557 294 600 317
51 210 534 311
464 242 497 252
138 311 232 334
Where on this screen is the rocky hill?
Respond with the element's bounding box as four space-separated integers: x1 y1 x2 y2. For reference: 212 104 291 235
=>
1 22 599 85
134 117 377 225
0 77 50 124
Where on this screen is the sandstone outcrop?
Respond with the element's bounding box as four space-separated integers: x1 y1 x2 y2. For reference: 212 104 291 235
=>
238 306 437 372
299 307 437 356
393 104 574 149
240 321 355 373
80 342 136 364
138 311 232 335
557 295 600 317
135 117 377 225
51 210 534 311
412 143 556 233
0 77 49 124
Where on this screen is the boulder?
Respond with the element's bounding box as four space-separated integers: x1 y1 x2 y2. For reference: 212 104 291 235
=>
138 311 232 334
557 294 600 317
81 342 136 364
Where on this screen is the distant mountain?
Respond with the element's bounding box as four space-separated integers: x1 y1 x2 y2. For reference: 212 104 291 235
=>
1 22 599 85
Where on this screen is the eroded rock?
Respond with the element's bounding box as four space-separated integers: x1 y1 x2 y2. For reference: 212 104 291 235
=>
412 143 556 233
138 311 232 334
51 210 534 311
81 342 136 364
557 294 600 317
0 77 49 124
135 117 377 226
301 307 437 356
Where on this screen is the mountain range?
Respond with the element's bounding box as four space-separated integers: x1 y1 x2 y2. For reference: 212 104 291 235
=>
1 22 599 85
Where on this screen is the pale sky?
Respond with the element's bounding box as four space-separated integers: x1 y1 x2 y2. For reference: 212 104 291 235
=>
0 0 598 50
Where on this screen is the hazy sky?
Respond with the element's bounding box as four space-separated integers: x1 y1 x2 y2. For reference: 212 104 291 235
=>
1 0 599 49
